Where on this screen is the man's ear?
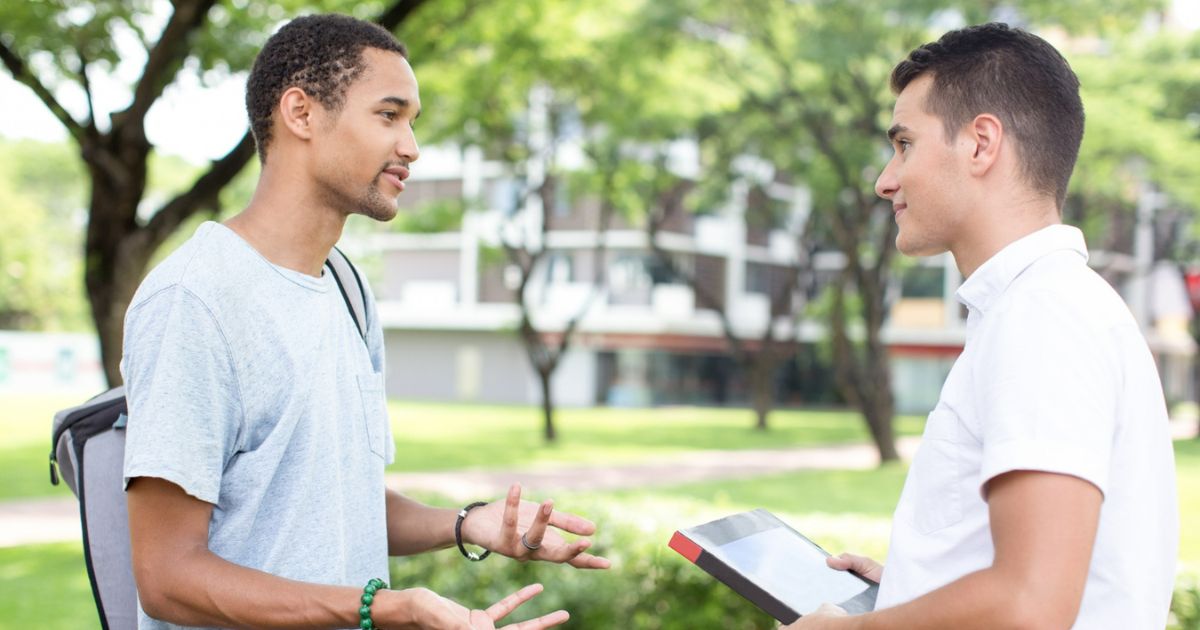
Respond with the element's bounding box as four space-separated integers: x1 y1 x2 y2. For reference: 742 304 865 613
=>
965 113 1003 177
277 87 316 141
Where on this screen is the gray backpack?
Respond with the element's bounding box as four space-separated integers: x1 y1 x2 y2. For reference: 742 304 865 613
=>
49 248 367 630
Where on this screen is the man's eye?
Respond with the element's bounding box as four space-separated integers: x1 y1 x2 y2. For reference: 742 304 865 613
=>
897 140 911 153
381 111 397 121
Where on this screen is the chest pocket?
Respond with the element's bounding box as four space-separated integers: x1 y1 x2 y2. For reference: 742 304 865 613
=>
356 373 389 460
909 407 965 534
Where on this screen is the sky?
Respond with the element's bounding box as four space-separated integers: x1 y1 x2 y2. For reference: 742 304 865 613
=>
1 0 1198 166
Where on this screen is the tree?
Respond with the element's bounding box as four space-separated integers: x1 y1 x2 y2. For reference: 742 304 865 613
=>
0 139 91 331
406 0 723 440
0 0 431 385
638 0 1172 461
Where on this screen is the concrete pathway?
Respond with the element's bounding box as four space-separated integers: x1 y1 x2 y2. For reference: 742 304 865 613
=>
385 437 923 502
3 419 1195 548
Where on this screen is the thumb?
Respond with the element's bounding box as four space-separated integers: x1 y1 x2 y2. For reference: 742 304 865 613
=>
826 553 882 582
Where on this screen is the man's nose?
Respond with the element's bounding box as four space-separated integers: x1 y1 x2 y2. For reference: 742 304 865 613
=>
396 128 420 164
875 161 897 200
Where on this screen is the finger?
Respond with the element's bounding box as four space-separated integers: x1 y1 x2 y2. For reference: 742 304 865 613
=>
547 509 597 536
521 500 554 552
814 603 848 617
540 538 611 569
567 550 612 570
826 555 852 570
499 609 569 630
485 583 543 620
832 552 882 582
499 483 522 543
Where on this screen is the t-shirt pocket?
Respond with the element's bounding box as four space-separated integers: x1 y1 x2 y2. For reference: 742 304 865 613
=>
356 373 389 460
910 407 964 534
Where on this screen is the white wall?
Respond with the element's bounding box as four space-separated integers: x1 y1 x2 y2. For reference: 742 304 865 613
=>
0 331 106 395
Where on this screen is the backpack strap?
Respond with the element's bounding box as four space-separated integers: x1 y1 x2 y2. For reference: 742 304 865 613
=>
324 246 368 343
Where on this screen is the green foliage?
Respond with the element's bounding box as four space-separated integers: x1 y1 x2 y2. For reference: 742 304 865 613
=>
391 500 776 629
0 140 90 331
1070 30 1200 249
1172 572 1200 630
392 197 466 233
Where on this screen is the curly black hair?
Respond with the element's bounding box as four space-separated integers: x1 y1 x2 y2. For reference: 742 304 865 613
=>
245 14 408 162
891 23 1084 210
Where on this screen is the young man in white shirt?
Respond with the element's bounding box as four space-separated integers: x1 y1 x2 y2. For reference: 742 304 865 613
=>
786 22 1179 630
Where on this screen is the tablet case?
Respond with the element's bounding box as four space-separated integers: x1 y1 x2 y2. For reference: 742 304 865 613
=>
669 508 878 623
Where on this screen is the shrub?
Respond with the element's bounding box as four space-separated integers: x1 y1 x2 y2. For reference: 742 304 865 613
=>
1171 573 1200 630
389 499 776 629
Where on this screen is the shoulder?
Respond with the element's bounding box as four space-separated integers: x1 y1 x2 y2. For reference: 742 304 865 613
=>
996 251 1134 334
129 222 260 319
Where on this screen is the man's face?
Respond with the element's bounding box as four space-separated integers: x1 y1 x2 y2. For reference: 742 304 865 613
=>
874 74 970 257
312 48 421 222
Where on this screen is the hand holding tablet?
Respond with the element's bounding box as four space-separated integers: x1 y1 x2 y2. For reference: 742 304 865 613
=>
669 509 878 624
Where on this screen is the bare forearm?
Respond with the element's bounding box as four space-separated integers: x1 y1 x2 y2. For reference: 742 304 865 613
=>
140 547 365 628
385 489 459 556
851 568 1052 630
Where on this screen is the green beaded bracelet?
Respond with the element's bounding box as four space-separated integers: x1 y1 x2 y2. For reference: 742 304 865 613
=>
359 578 388 629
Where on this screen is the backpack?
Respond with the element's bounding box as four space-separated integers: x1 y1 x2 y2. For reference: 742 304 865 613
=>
48 247 368 630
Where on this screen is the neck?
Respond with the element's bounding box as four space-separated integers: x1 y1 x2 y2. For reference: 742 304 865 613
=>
225 161 347 277
952 193 1060 278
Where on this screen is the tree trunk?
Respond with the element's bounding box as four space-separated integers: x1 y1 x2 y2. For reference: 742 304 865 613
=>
749 356 775 431
84 138 151 387
860 345 900 462
538 367 556 442
829 272 900 463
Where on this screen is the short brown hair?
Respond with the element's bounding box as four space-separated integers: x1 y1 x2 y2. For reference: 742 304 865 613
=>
890 23 1084 209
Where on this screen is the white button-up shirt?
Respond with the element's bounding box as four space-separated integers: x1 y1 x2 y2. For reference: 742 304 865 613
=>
876 225 1179 629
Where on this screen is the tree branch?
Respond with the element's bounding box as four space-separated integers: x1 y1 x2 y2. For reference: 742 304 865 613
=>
141 130 255 248
377 0 432 30
0 37 86 144
75 45 99 137
119 0 217 133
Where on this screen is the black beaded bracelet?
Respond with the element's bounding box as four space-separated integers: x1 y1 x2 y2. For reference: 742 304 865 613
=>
455 501 492 561
359 577 388 630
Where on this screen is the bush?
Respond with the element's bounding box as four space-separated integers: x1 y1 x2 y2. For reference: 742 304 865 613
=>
389 499 776 629
1172 573 1200 630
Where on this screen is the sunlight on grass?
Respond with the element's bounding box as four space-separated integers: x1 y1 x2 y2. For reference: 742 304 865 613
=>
0 542 97 628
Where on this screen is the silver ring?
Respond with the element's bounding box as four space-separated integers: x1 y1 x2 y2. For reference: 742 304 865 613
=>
520 532 542 551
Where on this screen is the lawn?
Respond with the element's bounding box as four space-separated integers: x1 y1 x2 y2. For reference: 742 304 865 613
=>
2 394 924 500
2 395 1196 629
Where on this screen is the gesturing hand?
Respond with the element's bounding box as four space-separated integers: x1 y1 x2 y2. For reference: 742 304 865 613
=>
461 484 611 570
386 583 568 629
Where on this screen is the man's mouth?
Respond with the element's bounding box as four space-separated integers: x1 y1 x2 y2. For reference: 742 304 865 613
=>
893 203 907 219
381 165 410 192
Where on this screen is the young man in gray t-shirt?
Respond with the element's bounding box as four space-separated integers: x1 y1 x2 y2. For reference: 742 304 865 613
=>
123 15 608 630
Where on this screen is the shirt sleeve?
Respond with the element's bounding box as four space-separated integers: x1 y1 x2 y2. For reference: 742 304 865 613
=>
121 286 245 504
974 290 1121 498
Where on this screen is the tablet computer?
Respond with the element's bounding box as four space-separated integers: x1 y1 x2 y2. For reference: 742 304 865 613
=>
669 508 878 624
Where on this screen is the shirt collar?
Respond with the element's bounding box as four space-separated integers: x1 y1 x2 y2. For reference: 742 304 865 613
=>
955 224 1089 314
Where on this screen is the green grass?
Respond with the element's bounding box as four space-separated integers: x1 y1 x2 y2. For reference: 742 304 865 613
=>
386 401 925 471
2 393 923 500
0 542 97 628
0 394 77 501
3 393 1197 627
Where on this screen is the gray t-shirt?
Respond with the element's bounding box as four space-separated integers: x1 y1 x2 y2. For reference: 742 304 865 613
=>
121 221 395 630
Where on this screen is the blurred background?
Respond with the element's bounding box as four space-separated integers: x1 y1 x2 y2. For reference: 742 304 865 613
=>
1 0 1198 627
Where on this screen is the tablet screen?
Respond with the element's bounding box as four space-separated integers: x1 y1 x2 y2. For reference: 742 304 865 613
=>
710 525 874 614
